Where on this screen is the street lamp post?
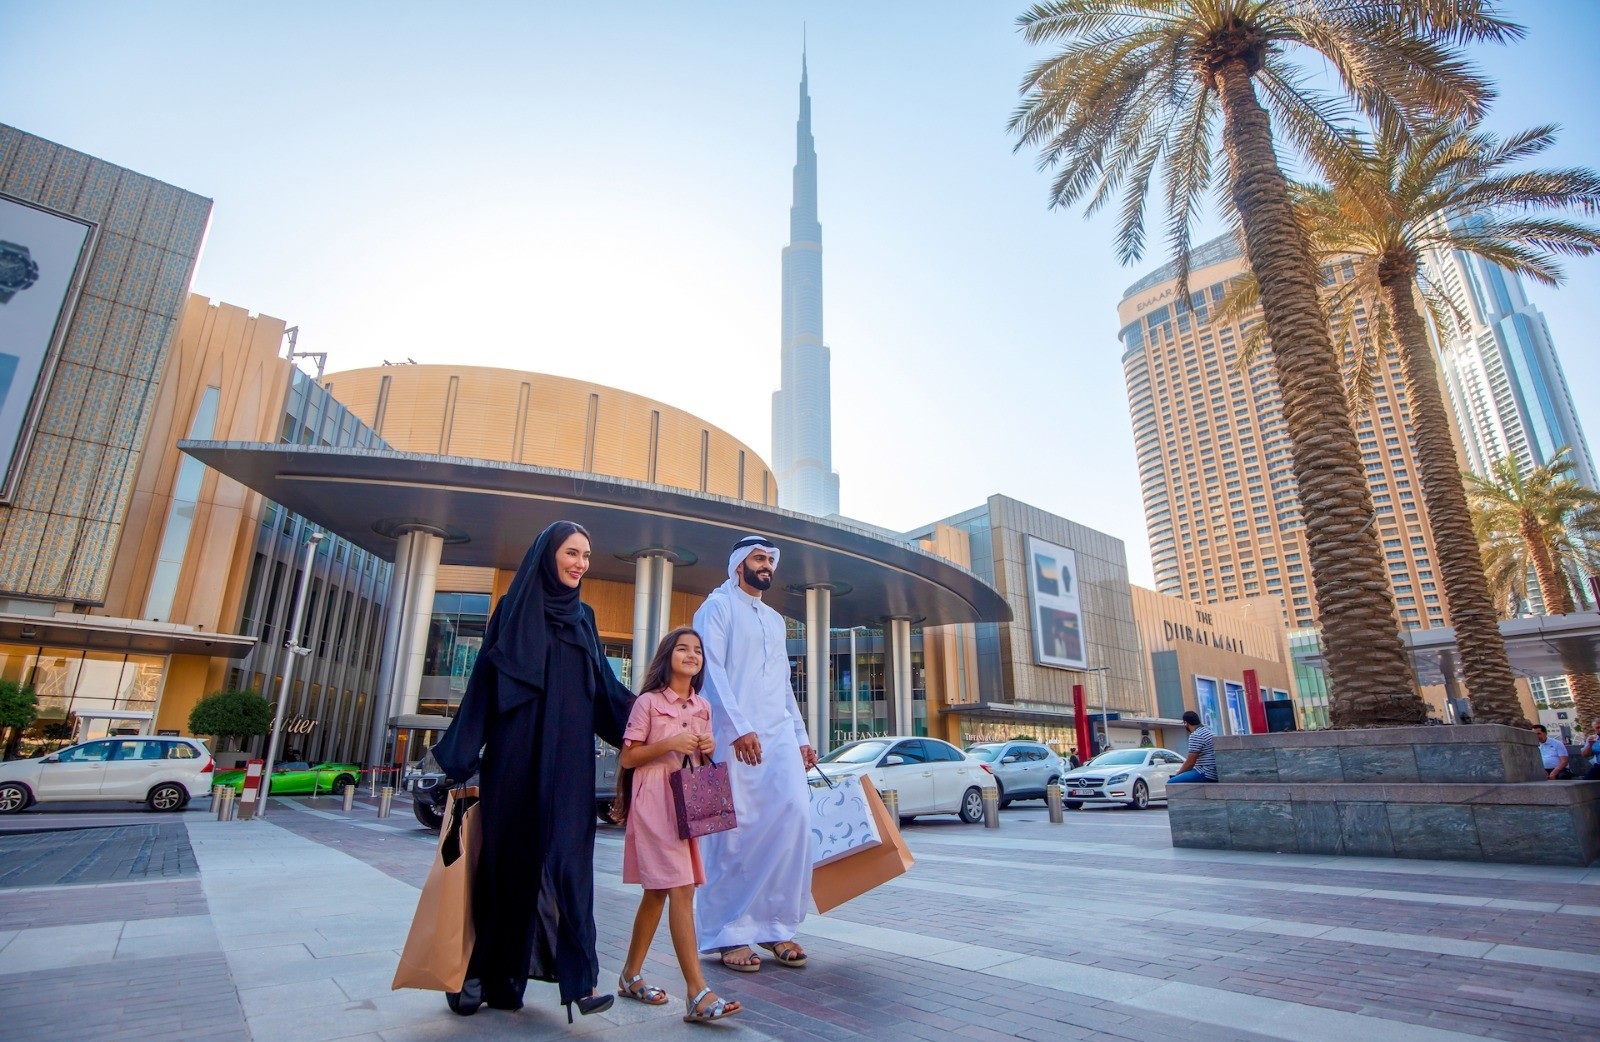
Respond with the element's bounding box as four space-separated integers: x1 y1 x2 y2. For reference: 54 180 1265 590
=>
260 530 323 818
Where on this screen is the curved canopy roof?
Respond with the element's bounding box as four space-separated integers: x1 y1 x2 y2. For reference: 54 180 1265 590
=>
180 442 1012 629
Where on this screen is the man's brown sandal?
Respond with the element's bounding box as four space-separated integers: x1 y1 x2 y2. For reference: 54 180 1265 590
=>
758 941 807 967
718 945 762 972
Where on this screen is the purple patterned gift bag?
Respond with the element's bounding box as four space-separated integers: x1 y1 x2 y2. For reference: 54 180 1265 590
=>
669 756 737 840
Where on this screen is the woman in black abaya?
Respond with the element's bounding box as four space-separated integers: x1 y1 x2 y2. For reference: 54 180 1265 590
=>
430 520 635 1022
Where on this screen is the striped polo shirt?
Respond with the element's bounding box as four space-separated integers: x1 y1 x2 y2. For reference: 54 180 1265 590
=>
1188 725 1217 780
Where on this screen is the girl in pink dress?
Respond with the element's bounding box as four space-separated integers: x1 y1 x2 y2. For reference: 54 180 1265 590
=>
613 626 741 1023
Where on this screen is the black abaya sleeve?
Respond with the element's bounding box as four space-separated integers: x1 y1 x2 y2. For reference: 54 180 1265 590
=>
431 654 501 780
593 665 633 750
579 605 634 749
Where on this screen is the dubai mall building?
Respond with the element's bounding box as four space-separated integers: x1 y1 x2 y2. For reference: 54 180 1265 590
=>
2 122 1302 773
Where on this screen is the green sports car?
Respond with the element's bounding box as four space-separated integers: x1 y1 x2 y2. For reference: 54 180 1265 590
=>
211 761 362 795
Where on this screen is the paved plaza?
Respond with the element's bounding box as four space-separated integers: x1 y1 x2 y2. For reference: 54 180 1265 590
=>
0 794 1596 1042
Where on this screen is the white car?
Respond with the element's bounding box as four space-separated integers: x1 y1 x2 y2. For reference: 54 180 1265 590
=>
814 736 998 823
1059 747 1187 810
0 735 215 813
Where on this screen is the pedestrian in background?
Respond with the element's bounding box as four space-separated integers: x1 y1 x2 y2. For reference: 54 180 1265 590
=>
612 627 741 1023
1581 719 1600 781
1535 725 1572 780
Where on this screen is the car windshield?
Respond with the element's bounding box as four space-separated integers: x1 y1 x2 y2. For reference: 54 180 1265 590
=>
965 745 1001 762
819 740 890 765
1086 750 1147 767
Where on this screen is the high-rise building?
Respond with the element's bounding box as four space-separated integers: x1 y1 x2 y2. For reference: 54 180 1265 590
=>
1118 234 1447 633
1423 225 1598 491
771 49 840 517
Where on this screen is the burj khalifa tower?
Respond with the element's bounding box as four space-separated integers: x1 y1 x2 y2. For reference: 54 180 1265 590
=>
771 48 840 517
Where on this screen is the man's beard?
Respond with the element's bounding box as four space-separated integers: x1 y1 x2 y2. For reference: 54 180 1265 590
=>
740 561 773 591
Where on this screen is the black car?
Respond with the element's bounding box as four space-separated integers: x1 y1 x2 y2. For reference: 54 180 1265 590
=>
404 738 621 830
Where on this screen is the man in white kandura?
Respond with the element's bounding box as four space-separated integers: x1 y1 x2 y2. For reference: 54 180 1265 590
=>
693 535 816 972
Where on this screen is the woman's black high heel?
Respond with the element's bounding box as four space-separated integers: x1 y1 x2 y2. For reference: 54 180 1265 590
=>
446 978 484 1016
567 993 614 1023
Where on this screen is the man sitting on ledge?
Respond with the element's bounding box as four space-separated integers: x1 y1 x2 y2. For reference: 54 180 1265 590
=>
1170 710 1217 784
1535 724 1572 780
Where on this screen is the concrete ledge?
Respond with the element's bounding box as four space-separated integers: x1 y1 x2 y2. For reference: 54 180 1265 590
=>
1214 724 1545 785
1168 780 1600 865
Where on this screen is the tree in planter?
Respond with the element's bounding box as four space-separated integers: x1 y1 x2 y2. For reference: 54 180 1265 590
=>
0 680 37 760
1007 0 1520 726
1468 449 1600 723
1219 120 1600 726
188 689 273 751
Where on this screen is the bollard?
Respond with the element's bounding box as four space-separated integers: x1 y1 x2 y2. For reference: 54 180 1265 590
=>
1047 782 1064 823
369 770 377 799
216 786 236 821
342 783 355 814
879 788 900 824
377 785 394 818
981 787 1000 828
210 785 224 815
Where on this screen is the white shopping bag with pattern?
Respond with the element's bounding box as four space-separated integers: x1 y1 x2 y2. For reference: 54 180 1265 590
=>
808 769 883 867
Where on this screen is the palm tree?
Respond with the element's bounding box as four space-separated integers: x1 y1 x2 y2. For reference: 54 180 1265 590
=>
1468 450 1600 723
1009 0 1521 726
1256 121 1600 726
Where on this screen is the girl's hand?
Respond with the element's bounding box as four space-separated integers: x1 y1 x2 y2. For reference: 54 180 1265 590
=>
696 734 716 757
665 731 701 756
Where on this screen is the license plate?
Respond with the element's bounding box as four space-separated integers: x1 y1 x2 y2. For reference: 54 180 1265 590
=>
1071 789 1094 797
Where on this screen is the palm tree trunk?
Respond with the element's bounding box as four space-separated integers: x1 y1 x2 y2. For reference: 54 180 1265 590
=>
1381 275 1526 726
1213 60 1423 727
1519 510 1600 721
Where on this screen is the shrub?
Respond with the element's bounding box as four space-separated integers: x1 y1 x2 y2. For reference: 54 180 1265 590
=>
188 689 272 746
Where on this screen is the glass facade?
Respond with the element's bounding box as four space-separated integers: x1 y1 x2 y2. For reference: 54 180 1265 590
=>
0 644 164 746
1287 628 1330 729
228 369 392 763
418 593 490 715
788 628 928 745
145 386 220 621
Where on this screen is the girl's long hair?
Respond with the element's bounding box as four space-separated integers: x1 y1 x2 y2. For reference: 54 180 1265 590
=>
610 626 706 826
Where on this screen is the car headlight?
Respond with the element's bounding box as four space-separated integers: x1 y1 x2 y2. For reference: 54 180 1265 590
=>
1106 773 1129 785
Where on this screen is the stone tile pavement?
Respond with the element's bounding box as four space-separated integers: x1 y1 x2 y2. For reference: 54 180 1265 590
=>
0 795 1596 1042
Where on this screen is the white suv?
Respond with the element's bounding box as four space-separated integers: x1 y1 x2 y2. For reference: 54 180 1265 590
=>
0 736 214 813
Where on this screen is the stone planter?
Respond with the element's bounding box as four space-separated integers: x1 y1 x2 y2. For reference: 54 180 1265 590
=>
1167 725 1600 866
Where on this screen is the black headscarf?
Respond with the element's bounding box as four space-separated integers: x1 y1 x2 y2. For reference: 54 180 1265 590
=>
482 520 591 690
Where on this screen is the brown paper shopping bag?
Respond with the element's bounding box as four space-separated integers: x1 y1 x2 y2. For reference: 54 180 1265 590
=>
392 786 481 991
810 776 913 913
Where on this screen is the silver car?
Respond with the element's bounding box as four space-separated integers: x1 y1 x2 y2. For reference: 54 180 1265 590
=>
965 741 1062 807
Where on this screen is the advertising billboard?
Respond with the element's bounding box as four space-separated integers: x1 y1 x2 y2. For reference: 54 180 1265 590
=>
0 195 97 499
1026 535 1087 669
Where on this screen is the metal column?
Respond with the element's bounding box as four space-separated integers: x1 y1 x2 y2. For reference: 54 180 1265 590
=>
630 552 675 692
884 617 913 735
365 531 415 768
393 529 445 717
805 586 832 754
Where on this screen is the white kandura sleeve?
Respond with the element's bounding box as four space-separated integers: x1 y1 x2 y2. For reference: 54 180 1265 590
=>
695 596 756 739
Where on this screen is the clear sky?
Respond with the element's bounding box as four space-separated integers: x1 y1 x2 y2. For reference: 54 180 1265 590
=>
5 1 1597 586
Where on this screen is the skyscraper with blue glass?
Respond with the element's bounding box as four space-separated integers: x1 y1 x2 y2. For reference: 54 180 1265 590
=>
771 49 841 517
1424 230 1597 490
